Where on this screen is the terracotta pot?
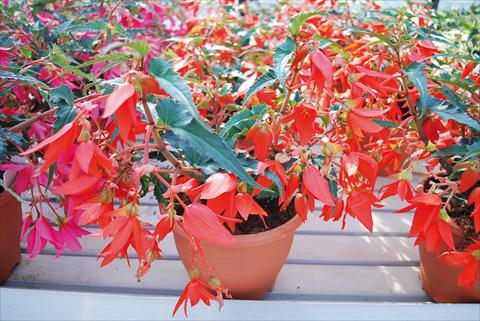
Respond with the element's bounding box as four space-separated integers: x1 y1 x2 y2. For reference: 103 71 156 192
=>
419 226 480 303
173 214 303 299
0 191 22 284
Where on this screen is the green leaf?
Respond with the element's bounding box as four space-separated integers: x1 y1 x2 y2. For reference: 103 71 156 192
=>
430 97 480 131
441 84 467 109
139 175 150 197
65 21 107 33
0 128 23 161
220 105 268 143
51 45 94 81
289 9 321 35
124 41 150 58
155 99 261 188
274 37 296 91
315 35 349 58
220 109 254 138
148 57 203 123
243 69 277 107
155 99 192 128
405 62 429 116
433 143 480 161
50 85 77 132
0 70 48 87
45 163 56 192
371 119 399 128
0 139 7 161
0 128 23 146
264 169 283 197
240 29 256 46
76 52 130 68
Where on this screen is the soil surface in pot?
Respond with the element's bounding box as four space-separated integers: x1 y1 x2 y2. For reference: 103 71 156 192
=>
423 176 480 250
229 197 296 235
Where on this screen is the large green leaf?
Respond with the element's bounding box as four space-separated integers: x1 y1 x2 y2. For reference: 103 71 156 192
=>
405 62 429 116
0 70 48 87
438 85 479 131
433 141 480 161
429 98 480 132
148 57 202 123
155 99 261 188
243 69 277 107
50 85 77 132
274 37 296 91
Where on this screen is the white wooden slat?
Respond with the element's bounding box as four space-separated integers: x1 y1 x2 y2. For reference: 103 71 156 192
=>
5 254 427 301
21 231 418 265
300 210 413 235
2 288 479 321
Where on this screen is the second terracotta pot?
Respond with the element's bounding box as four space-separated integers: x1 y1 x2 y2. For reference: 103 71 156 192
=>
173 214 303 299
0 191 22 284
419 240 480 303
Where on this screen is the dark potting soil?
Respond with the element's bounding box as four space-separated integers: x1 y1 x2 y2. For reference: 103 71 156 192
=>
423 176 480 250
229 197 297 235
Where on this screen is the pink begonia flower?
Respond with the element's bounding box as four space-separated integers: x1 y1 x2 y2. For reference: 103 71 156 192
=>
25 217 62 259
12 85 42 104
119 10 144 29
27 120 52 141
0 164 34 194
57 221 89 253
0 106 18 117
38 65 81 90
0 47 14 66
20 214 32 241
36 12 60 28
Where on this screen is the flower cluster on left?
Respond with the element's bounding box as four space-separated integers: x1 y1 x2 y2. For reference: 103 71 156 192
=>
0 1 200 278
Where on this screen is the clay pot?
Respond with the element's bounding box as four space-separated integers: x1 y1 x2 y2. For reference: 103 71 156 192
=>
0 191 22 284
173 214 303 299
419 225 480 303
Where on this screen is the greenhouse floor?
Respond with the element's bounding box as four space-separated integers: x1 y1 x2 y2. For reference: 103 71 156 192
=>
1 177 479 320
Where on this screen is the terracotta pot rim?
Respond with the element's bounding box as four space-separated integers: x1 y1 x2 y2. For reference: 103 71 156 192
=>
173 214 303 248
418 177 469 240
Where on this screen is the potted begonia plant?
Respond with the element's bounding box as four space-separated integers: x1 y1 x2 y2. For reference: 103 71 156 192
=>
0 0 193 283
326 2 480 302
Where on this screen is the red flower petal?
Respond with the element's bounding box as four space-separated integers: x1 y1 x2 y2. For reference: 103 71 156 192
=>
52 174 99 195
311 50 333 86
76 141 94 173
347 191 374 232
303 165 335 206
234 193 254 220
248 125 272 161
294 193 308 222
183 203 235 245
102 83 136 118
459 169 480 193
200 173 237 200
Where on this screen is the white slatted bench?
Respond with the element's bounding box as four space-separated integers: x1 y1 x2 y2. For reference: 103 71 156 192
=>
1 177 479 320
